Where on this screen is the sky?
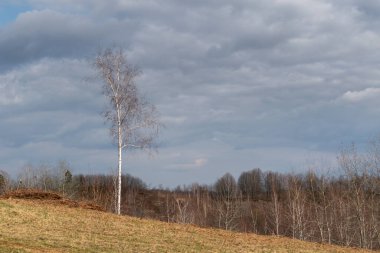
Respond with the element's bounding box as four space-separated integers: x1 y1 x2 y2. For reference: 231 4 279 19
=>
1 0 380 187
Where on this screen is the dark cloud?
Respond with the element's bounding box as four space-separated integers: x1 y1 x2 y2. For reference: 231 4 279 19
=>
0 8 142 71
1 0 380 186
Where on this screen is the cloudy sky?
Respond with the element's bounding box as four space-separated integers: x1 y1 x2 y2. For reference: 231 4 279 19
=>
1 0 380 187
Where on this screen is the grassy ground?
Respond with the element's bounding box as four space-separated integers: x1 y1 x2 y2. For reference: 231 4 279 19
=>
0 198 374 253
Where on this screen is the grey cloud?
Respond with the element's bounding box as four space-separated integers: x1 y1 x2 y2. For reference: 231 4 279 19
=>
0 9 140 71
1 0 380 186
0 59 100 114
0 58 106 148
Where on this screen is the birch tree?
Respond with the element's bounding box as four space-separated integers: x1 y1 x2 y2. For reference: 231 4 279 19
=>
95 47 160 215
215 173 239 230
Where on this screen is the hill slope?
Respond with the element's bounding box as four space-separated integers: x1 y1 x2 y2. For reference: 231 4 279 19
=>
0 198 372 253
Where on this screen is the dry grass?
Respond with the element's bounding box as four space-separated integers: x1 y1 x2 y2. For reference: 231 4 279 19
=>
0 197 375 253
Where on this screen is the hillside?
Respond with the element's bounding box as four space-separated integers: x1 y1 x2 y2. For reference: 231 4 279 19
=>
0 197 373 253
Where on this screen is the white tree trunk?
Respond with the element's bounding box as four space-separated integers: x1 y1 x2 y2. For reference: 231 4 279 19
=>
117 125 122 215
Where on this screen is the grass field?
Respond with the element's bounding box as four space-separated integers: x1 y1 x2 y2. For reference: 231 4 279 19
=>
0 197 374 253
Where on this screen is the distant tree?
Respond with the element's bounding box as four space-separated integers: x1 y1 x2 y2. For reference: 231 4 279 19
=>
338 144 374 249
215 173 238 201
305 171 323 241
214 173 239 230
265 172 282 235
0 170 9 194
63 169 73 194
94 47 160 215
286 175 307 240
56 160 72 194
17 163 57 191
65 170 72 185
238 168 263 200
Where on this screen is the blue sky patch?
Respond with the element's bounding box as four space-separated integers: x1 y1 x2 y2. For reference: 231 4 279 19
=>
0 2 31 26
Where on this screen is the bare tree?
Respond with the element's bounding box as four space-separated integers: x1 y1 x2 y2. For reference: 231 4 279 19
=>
94 47 160 215
174 196 194 224
287 175 307 240
266 172 281 236
214 173 240 230
339 144 373 248
306 170 332 244
0 170 10 194
238 168 263 200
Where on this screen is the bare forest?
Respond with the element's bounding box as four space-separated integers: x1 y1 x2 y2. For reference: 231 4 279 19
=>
2 140 380 250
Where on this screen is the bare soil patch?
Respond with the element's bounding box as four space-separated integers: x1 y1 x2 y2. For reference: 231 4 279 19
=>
1 189 104 212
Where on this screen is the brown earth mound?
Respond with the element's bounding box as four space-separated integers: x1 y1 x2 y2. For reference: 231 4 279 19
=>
2 189 62 200
1 189 105 212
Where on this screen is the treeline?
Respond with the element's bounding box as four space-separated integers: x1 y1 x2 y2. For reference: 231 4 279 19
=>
1 143 380 249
